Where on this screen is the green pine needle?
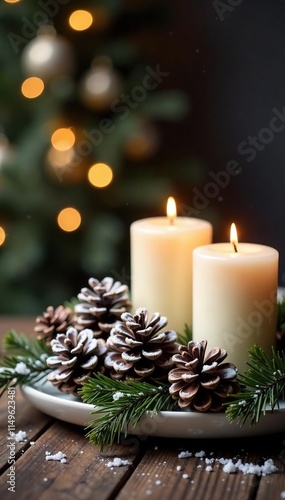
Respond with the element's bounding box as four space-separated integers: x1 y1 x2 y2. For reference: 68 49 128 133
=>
176 324 192 345
79 373 176 450
0 330 52 396
225 344 285 427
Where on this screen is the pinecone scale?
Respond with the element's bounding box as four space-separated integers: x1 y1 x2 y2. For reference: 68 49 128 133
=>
168 340 238 412
47 327 107 394
74 277 131 338
105 308 178 382
34 305 75 345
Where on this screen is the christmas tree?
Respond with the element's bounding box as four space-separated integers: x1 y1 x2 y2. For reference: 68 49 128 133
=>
0 0 198 314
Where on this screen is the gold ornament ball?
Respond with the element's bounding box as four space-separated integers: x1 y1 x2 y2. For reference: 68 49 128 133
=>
80 65 123 111
21 29 75 83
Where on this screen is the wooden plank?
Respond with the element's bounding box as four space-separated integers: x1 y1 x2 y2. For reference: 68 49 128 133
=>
0 388 53 472
0 317 35 336
0 421 146 500
115 436 278 500
0 317 35 356
256 437 285 499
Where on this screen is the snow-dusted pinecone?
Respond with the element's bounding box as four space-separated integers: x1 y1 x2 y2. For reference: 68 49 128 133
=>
74 277 131 339
34 305 75 345
46 327 107 395
105 307 178 382
168 340 239 412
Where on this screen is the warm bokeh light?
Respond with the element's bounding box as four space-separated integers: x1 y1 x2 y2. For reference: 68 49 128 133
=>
0 227 6 246
88 163 113 188
47 146 75 169
167 196 177 224
51 128 75 151
230 222 238 252
57 207 81 232
69 10 93 31
4 0 21 3
21 77 44 99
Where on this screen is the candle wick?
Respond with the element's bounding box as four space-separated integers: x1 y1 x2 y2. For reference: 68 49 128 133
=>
233 242 238 253
169 217 174 225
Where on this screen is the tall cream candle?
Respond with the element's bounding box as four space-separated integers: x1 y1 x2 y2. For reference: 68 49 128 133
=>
192 225 279 373
130 198 212 335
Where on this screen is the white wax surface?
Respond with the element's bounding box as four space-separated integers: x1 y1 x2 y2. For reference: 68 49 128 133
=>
130 217 213 335
192 243 279 373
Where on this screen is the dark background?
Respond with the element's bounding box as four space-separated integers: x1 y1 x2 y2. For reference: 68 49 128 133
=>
0 0 285 313
161 0 285 281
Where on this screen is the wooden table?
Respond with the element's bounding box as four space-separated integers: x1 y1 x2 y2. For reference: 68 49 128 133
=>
0 318 285 499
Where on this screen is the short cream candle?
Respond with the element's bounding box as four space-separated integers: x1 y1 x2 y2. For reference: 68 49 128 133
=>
192 224 279 373
130 198 213 335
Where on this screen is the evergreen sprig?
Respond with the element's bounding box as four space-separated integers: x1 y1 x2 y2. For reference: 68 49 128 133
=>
0 330 52 396
79 373 176 450
177 324 192 345
225 345 285 426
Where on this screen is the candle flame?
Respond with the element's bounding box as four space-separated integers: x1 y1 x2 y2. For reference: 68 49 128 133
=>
230 223 238 252
167 196 176 224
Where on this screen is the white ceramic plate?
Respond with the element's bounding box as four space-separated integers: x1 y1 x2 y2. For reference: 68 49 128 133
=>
21 380 285 439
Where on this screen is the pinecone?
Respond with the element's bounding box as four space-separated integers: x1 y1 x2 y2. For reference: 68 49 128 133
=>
104 307 178 382
34 305 75 345
168 340 239 412
46 327 107 395
74 277 132 339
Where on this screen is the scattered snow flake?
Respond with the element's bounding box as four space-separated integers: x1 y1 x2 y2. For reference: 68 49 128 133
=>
195 450 206 458
10 430 27 442
280 491 285 499
182 474 189 479
113 392 125 401
29 441 35 446
205 466 213 472
176 466 182 471
106 457 132 468
45 451 67 462
178 451 192 459
15 362 30 375
223 460 238 474
155 480 162 485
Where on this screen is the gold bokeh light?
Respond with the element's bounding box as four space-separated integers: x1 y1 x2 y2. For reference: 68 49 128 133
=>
51 128 75 151
69 10 93 31
57 207 81 232
87 163 113 188
0 227 6 246
21 77 44 99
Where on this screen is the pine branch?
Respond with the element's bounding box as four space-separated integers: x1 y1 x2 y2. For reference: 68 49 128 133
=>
0 330 52 396
79 373 176 450
177 324 192 345
225 345 285 427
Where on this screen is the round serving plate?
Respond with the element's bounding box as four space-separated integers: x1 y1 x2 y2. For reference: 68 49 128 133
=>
21 380 285 439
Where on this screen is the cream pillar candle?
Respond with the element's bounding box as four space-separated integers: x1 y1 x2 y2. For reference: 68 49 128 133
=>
192 225 279 373
130 198 213 335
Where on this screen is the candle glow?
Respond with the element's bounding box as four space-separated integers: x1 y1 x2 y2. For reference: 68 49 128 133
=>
130 201 212 333
230 223 238 253
167 196 176 225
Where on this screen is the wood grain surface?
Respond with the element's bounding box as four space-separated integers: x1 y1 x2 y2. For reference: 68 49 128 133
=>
0 318 285 499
